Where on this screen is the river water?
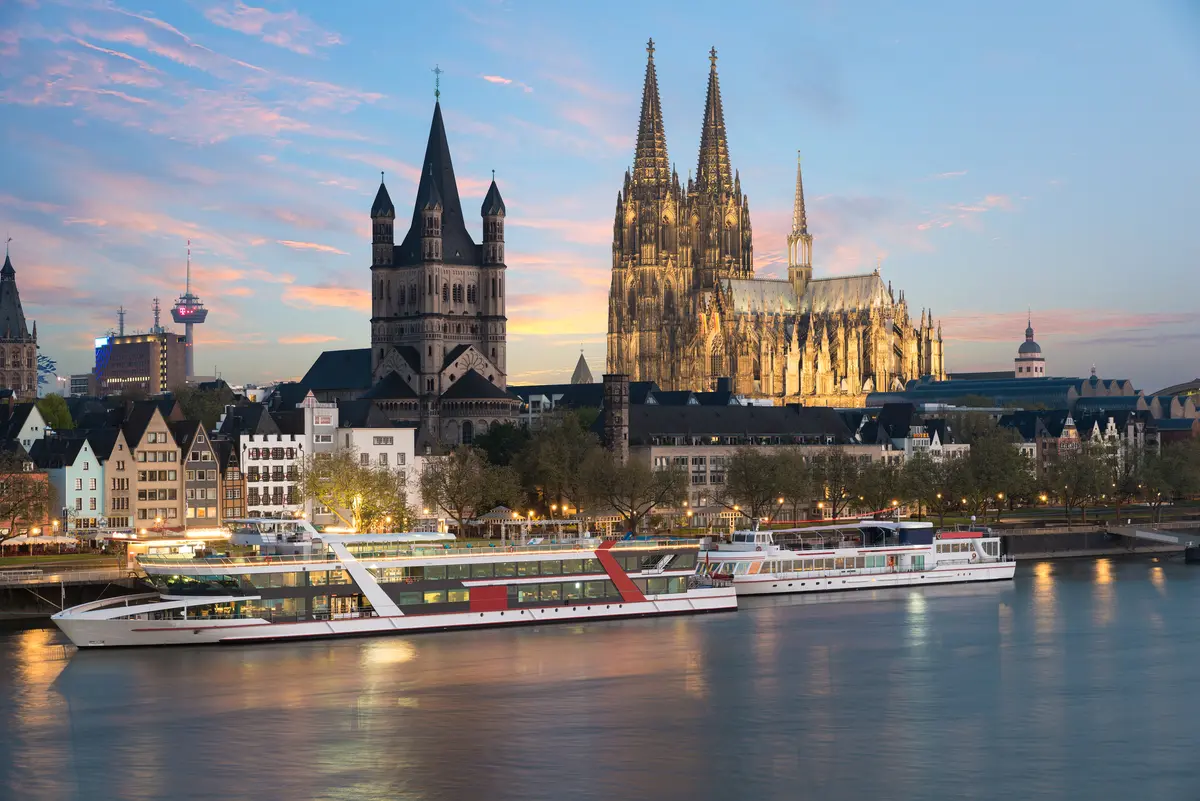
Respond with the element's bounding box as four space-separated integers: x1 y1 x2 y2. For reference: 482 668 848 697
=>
1 557 1197 801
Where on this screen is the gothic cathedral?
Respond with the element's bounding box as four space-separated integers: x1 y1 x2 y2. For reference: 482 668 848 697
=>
606 41 945 407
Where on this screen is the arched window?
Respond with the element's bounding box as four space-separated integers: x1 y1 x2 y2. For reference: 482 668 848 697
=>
628 287 637 317
461 420 474 445
442 283 449 303
664 287 675 316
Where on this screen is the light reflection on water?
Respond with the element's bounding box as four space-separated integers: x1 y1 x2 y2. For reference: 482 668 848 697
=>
2 558 1200 801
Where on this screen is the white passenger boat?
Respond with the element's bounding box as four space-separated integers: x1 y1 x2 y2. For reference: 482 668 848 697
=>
697 520 1015 596
52 530 735 648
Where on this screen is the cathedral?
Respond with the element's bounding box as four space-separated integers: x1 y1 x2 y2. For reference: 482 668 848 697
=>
606 41 945 407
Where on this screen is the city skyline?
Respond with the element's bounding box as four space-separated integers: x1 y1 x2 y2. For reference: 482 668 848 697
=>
1 0 1197 391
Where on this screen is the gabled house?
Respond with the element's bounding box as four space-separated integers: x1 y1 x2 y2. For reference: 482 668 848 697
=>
0 402 46 453
30 436 103 530
173 420 221 527
124 401 184 528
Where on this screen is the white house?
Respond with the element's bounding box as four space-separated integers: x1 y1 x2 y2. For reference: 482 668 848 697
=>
29 436 104 530
1 402 46 453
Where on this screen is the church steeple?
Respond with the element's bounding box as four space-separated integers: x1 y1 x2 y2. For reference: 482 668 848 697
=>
633 38 670 187
397 100 476 265
787 151 814 290
695 47 732 194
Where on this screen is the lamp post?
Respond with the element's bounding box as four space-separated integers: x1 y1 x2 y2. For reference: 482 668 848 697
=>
891 499 900 523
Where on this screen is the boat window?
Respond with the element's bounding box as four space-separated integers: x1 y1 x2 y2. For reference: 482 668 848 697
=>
513 586 540 604
308 571 329 586
541 560 562 576
647 577 670 594
913 555 926 570
584 581 606 599
564 581 584 601
425 565 447 580
674 553 697 570
311 595 329 616
395 593 421 605
423 590 446 604
446 563 469 580
447 589 469 603
834 558 845 570
328 570 351 585
495 562 516 577
540 584 561 601
563 559 584 575
734 562 751 575
583 558 603 574
517 561 539 578
471 563 493 579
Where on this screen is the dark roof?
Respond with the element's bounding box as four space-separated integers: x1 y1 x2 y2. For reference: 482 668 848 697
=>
337 399 393 428
693 390 738 406
397 102 479 267
371 180 396 218
218 405 280 437
29 437 87 469
122 401 165 449
1073 396 1146 412
1155 418 1199 431
361 372 418 401
876 403 916 439
0 250 31 340
925 419 950 443
1153 378 1200 397
301 348 372 392
440 369 515 401
509 383 605 409
481 179 506 217
213 438 238 472
998 409 1076 440
81 427 120 460
649 390 697 406
441 344 472 371
1017 339 1042 355
947 371 1015 381
629 381 660 405
397 346 421 373
619 404 854 446
0 402 36 440
270 382 311 410
170 420 203 455
272 409 305 436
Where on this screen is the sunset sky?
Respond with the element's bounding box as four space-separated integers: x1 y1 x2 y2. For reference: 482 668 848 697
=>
2 0 1198 392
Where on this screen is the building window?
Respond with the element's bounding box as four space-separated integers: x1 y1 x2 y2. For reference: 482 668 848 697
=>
373 436 394 446
89 498 97 511
462 420 474 445
442 283 449 303
75 478 82 491
360 453 370 466
378 453 388 466
89 478 97 490
397 453 405 465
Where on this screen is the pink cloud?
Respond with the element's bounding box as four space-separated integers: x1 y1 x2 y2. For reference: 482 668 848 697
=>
282 284 369 311
226 286 254 297
276 240 348 255
278 333 343 345
0 194 64 214
203 2 343 55
482 75 513 85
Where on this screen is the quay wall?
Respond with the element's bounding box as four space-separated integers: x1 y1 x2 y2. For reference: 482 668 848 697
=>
1001 524 1200 560
0 578 148 622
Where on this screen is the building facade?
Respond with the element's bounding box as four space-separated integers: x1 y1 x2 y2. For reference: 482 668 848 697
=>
175 420 221 526
606 42 944 407
126 403 184 528
367 98 517 444
0 248 38 401
95 332 187 396
30 437 104 530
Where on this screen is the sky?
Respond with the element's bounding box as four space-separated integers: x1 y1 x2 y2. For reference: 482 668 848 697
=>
2 0 1198 393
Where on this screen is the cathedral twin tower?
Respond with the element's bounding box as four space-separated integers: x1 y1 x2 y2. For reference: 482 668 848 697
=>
606 41 945 406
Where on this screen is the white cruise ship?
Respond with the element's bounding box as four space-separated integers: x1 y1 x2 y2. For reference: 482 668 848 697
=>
52 523 736 648
697 520 1015 596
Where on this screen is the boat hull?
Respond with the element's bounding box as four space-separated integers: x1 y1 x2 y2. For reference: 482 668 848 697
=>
729 562 1016 597
53 588 737 648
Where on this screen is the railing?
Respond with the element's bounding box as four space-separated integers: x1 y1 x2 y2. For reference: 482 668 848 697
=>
0 567 135 585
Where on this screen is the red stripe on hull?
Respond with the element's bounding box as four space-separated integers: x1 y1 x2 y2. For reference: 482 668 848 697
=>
596 540 647 603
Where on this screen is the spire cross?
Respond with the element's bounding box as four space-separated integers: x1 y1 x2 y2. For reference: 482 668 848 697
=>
709 46 718 66
646 38 654 57
380 170 384 183
432 64 443 99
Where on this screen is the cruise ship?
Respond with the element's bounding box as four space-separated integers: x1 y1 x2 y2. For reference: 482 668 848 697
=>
52 524 736 648
696 520 1015 596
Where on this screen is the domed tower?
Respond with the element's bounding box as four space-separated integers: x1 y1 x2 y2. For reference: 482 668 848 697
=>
1015 315 1045 378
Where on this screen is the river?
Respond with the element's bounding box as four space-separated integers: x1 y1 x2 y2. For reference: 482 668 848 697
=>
1 557 1198 801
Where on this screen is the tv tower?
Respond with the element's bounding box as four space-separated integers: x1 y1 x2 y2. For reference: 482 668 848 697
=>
170 240 208 379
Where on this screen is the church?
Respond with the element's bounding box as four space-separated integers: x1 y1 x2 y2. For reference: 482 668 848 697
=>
606 41 945 407
303 96 519 445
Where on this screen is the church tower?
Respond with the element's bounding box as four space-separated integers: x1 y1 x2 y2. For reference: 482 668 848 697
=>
607 39 689 386
0 244 37 401
786 152 813 293
369 96 512 442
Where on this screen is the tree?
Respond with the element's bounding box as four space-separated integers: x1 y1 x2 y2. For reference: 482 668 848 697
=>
775 448 814 523
856 460 902 516
419 447 521 536
472 421 531 467
172 384 232 431
36 351 57 391
715 448 785 523
0 451 52 544
901 450 938 521
36 394 74 431
518 411 604 516
811 448 861 518
961 429 1029 521
294 450 413 532
1047 445 1108 525
583 452 686 534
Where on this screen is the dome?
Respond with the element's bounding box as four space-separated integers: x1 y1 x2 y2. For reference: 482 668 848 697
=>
1018 339 1041 355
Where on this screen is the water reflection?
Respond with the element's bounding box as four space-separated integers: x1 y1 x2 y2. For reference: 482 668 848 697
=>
2 560 1198 800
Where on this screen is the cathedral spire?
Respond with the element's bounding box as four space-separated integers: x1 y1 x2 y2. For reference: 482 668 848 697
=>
632 38 670 186
787 151 814 274
695 47 733 194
